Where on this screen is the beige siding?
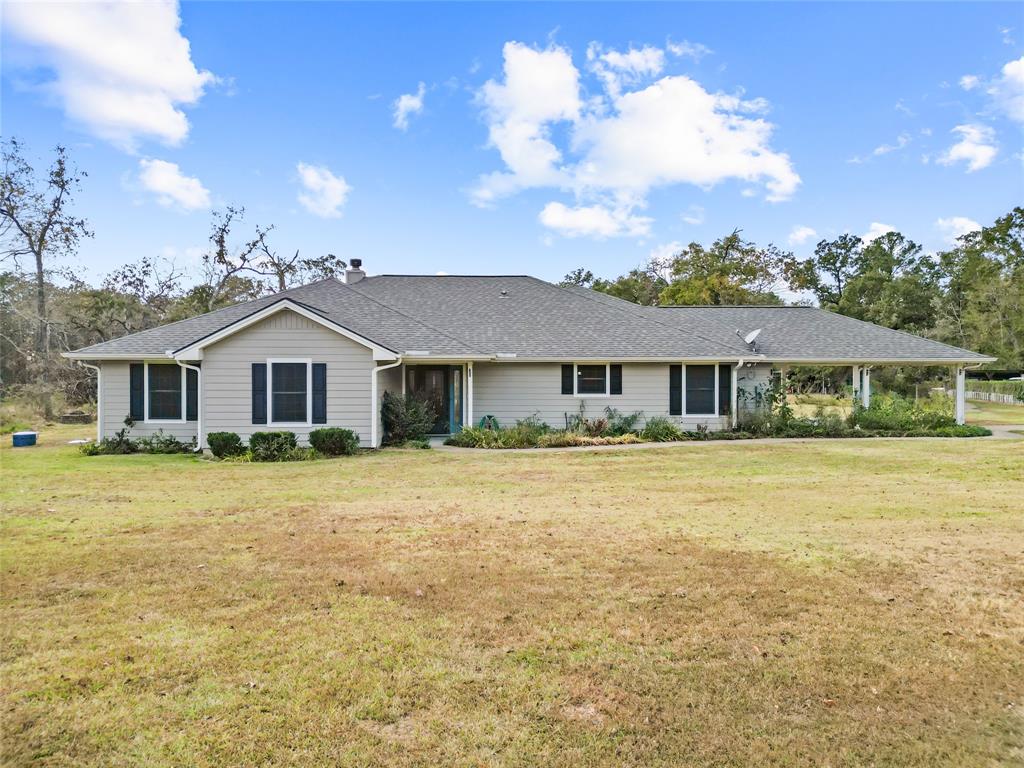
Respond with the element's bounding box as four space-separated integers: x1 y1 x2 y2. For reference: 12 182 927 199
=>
202 310 375 446
98 361 198 442
472 362 731 431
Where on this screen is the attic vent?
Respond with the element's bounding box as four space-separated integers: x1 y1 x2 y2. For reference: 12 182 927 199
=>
499 289 509 298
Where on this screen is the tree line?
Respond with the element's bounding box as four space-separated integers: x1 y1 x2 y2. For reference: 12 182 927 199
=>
2 139 1021 417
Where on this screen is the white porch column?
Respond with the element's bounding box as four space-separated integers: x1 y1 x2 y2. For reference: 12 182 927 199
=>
851 365 861 403
730 363 739 429
861 367 871 409
955 366 966 425
467 361 474 428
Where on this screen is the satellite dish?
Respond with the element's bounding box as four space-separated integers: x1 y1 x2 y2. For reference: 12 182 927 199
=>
743 328 762 345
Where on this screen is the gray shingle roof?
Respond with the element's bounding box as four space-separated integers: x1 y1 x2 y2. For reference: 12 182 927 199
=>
66 275 992 363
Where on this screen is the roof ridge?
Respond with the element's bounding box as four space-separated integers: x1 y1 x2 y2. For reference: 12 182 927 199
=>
341 280 487 355
551 280 753 356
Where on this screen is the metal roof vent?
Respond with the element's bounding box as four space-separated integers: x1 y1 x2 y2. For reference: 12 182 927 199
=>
499 289 509 298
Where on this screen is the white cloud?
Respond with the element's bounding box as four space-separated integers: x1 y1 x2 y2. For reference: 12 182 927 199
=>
296 163 351 218
862 222 897 243
788 225 817 246
936 216 981 245
4 0 215 150
538 201 651 238
937 124 998 172
681 205 705 225
873 132 911 156
138 159 210 210
648 240 685 264
959 74 980 91
666 39 712 61
472 40 799 238
988 55 1024 124
392 81 426 131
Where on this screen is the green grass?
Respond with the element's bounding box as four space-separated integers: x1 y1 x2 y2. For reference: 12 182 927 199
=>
967 400 1024 425
2 425 1023 766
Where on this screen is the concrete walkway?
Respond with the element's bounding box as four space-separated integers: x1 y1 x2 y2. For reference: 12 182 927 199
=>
436 426 1022 455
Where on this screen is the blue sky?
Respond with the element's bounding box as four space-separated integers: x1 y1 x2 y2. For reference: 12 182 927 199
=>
3 2 1022 288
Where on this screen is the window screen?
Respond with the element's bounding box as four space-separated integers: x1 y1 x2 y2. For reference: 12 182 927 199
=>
576 364 607 395
272 362 307 423
685 365 716 415
147 364 182 420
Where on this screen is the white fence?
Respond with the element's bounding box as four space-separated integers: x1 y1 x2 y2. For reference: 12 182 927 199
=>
962 390 1022 405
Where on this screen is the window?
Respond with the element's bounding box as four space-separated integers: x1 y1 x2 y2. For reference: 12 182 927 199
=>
685 364 716 415
271 361 308 423
576 364 608 395
147 363 183 420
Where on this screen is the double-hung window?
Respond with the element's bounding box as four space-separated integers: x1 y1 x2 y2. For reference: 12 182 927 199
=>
561 363 623 397
576 364 608 395
271 361 309 424
147 363 184 421
684 364 716 415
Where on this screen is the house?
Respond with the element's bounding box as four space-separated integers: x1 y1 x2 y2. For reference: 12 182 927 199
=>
64 261 995 449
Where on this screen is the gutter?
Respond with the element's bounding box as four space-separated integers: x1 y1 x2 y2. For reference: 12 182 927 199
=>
77 361 102 442
370 356 404 448
174 357 204 452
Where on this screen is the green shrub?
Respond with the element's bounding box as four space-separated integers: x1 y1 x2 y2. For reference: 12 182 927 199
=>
207 431 244 458
134 430 195 454
249 431 297 461
309 427 359 456
850 394 955 431
79 418 194 455
640 416 684 442
604 407 643 436
381 392 436 445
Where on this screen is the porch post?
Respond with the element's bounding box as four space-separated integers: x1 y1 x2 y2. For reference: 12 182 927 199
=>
467 361 474 428
955 366 966 425
861 366 871 409
730 363 739 429
851 365 861 404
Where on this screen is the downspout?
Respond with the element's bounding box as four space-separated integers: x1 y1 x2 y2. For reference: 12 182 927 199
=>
731 359 744 429
175 359 203 451
78 361 102 442
371 357 403 448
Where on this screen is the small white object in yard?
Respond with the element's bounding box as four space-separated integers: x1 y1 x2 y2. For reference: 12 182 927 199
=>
68 439 90 444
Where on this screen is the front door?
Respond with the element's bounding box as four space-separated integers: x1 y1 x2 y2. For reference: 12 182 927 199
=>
407 366 462 434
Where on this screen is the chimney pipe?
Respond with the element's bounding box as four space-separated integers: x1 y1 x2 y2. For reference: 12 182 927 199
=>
345 258 365 284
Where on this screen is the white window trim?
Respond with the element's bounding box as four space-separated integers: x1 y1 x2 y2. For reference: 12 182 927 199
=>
682 363 720 417
267 358 313 427
144 361 188 423
574 362 611 398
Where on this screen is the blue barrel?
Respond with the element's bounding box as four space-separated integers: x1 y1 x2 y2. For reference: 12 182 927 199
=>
12 431 37 447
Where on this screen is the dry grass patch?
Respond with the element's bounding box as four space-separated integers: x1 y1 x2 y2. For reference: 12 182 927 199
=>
2 427 1022 765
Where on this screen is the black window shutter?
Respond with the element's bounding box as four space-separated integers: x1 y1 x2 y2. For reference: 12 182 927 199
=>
186 368 199 421
561 364 574 395
718 364 731 416
129 363 144 421
252 363 267 424
669 365 682 416
610 364 622 395
312 363 327 424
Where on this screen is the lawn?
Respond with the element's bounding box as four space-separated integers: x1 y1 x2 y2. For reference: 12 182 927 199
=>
967 399 1024 426
2 426 1023 766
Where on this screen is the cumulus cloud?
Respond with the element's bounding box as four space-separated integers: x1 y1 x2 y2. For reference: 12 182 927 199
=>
788 225 817 246
472 41 799 238
393 82 426 131
936 216 981 245
138 159 210 210
296 163 351 218
937 124 998 172
988 55 1024 123
959 74 980 91
538 201 652 238
862 222 897 243
4 0 215 150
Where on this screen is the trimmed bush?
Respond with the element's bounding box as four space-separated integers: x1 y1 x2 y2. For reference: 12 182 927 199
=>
381 392 436 446
207 431 244 458
309 427 359 456
249 431 297 462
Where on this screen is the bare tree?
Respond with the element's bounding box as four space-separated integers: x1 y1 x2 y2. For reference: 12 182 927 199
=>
0 139 92 356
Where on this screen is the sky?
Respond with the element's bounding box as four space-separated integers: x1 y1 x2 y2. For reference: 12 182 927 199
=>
2 2 1023 289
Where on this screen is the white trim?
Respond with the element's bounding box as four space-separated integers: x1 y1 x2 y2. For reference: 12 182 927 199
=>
682 362 719 417
573 362 611 398
467 361 474 428
172 300 399 362
371 358 403 447
730 363 739 429
266 358 313 427
143 361 188 424
177 360 203 450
